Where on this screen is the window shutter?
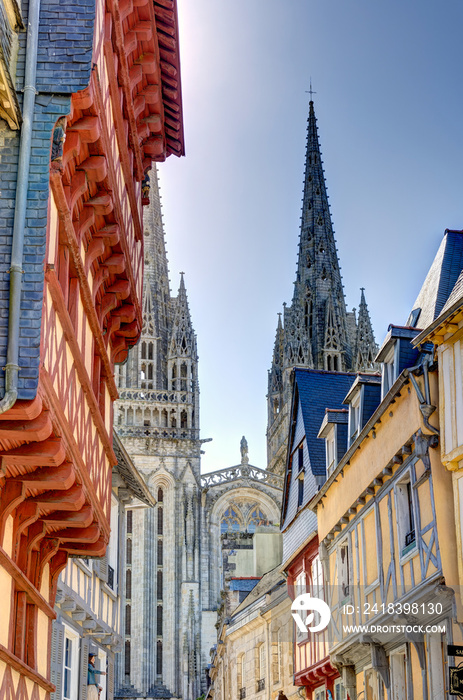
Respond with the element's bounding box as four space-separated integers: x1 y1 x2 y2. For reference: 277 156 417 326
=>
98 553 108 583
50 621 65 700
79 637 89 700
107 655 115 700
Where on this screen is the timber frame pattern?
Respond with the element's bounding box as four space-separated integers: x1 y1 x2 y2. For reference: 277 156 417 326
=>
0 0 184 697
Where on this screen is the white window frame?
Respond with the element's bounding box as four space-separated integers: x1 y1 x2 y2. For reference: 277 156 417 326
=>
394 471 417 559
334 678 346 700
96 648 107 700
310 555 324 600
348 391 362 446
314 686 326 700
381 345 397 399
326 425 337 475
390 645 408 700
62 625 80 700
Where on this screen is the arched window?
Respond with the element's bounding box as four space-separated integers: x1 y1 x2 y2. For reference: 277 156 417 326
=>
148 343 153 360
156 641 162 675
158 488 164 503
141 342 146 359
127 510 133 534
220 506 242 533
157 571 163 599
126 569 132 599
157 605 163 635
157 507 163 535
247 507 270 533
126 538 132 565
181 411 188 428
125 604 131 635
125 641 131 677
157 539 163 566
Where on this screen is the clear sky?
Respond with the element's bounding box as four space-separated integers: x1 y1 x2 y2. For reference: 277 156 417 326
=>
158 0 463 473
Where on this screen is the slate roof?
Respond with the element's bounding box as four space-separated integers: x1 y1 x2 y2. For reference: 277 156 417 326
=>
408 229 463 329
441 268 463 315
294 368 357 476
230 564 285 618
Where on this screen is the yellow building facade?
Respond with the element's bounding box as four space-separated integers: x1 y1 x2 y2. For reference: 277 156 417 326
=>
310 326 462 699
208 567 295 700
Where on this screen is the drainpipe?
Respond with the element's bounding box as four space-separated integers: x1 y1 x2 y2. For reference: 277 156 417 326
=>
0 0 41 414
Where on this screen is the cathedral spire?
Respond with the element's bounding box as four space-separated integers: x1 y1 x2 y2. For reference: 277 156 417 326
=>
354 288 378 371
287 98 350 371
169 273 197 361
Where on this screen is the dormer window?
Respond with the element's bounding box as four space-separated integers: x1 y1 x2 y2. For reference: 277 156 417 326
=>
381 346 396 398
348 393 361 445
326 431 336 475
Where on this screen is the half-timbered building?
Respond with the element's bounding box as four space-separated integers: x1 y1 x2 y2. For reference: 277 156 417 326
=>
50 436 155 700
281 368 357 700
311 231 463 700
0 0 184 698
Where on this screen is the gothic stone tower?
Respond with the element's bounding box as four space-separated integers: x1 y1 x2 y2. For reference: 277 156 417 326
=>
115 168 202 700
267 100 378 475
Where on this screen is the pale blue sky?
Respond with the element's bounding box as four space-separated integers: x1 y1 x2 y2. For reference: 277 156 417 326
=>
159 0 463 473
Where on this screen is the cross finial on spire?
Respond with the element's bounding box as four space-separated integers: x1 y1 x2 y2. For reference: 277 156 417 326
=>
305 79 316 102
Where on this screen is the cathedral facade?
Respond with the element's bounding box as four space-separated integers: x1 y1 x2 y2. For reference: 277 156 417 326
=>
114 99 379 700
267 100 378 475
114 170 281 700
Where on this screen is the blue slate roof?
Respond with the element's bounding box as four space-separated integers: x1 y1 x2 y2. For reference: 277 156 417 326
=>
409 230 463 329
293 368 356 476
229 578 260 592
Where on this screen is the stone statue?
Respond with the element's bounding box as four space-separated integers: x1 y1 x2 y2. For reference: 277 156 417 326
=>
240 436 249 464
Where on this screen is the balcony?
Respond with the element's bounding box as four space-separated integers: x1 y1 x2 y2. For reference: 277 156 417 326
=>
257 679 265 692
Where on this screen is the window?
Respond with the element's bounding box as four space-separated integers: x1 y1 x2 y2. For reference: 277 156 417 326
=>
126 569 132 599
127 510 133 534
382 346 396 399
157 605 163 635
125 604 131 635
237 653 246 696
314 688 326 700
157 507 163 535
125 640 131 678
311 555 323 600
298 444 304 471
297 474 304 507
334 679 346 700
257 643 266 689
158 488 164 503
390 648 408 700
157 570 163 599
126 538 132 565
326 429 336 475
156 640 162 676
63 637 73 700
338 542 350 601
364 668 384 700
428 633 445 698
348 393 361 445
395 475 416 557
157 539 163 566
